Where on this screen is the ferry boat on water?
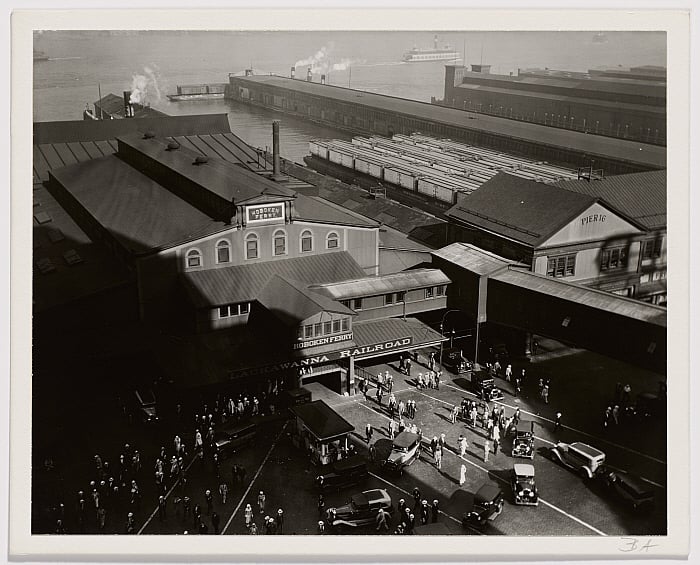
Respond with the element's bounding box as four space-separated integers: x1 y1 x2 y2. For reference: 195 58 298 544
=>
402 35 461 63
167 83 227 101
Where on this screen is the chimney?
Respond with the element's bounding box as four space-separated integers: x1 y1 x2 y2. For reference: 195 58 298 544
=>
321 74 326 85
123 91 133 118
290 66 295 79
307 67 312 82
272 120 283 181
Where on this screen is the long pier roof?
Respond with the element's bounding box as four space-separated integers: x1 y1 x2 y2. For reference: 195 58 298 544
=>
232 75 666 170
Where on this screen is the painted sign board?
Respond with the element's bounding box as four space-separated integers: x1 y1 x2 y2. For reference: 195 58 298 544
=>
246 203 285 224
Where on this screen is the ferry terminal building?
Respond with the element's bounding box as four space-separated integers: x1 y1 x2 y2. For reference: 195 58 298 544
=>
45 130 450 396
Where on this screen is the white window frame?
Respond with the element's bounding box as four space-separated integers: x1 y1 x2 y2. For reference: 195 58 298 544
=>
186 248 202 268
245 232 259 260
326 231 339 249
300 230 314 253
215 239 231 264
272 229 287 256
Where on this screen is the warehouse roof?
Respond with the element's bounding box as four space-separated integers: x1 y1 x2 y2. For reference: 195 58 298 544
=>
48 154 226 254
351 317 447 356
233 75 666 169
310 268 451 300
431 243 516 275
256 275 355 326
551 170 666 231
181 251 368 309
445 172 598 247
491 267 667 327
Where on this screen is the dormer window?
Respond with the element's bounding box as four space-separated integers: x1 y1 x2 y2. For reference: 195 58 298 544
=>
186 249 202 268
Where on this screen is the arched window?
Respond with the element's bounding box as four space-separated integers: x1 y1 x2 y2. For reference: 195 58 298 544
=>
186 248 202 268
273 230 287 256
216 240 231 263
326 231 339 249
245 233 259 260
300 230 313 253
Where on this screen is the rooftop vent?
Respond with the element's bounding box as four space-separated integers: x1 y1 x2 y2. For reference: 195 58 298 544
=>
167 141 180 151
193 155 209 165
143 131 156 139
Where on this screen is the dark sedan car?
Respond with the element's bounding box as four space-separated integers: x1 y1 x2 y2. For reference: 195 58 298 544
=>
326 489 393 528
600 469 655 511
315 455 369 491
471 371 505 401
461 483 504 529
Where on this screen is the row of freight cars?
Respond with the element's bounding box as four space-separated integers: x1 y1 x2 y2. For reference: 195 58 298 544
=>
308 133 579 205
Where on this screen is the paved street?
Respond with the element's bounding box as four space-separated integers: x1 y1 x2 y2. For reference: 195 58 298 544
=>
32 339 666 537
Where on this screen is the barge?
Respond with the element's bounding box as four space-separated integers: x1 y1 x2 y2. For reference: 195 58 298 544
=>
167 83 227 101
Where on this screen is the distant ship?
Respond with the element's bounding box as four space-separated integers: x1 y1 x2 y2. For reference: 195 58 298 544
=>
402 35 461 63
33 50 49 62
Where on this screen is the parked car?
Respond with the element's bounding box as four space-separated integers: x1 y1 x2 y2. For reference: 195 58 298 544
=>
511 420 535 459
213 422 257 456
326 489 393 528
549 441 606 479
382 431 421 475
599 469 655 511
315 454 369 491
442 348 472 374
131 388 158 423
471 371 505 401
461 483 505 529
511 463 539 506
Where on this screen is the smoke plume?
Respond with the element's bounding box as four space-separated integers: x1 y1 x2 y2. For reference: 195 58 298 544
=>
129 65 162 105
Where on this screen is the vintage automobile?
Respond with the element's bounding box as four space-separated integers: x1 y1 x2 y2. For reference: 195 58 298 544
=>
326 489 393 528
599 469 655 511
549 441 606 479
442 348 472 374
461 483 505 529
213 422 257 456
511 420 535 459
471 371 505 401
131 388 158 424
511 463 539 506
382 431 421 475
315 454 369 491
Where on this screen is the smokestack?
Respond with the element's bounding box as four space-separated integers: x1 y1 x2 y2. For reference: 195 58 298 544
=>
123 91 133 118
321 74 326 85
272 120 282 181
290 66 295 79
307 67 312 82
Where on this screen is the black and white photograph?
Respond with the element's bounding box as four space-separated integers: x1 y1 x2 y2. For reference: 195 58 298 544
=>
7 6 692 561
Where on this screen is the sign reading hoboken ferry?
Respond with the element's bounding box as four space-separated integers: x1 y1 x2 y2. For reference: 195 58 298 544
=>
293 332 354 350
246 203 285 224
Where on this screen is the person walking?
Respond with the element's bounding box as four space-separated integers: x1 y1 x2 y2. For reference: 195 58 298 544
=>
244 503 254 528
612 405 620 425
435 445 443 470
211 511 220 534
412 487 421 509
458 435 468 457
505 364 512 382
257 491 266 514
420 500 430 525
417 373 424 390
365 423 373 444
158 495 167 521
375 508 389 532
431 499 440 523
318 494 326 518
219 482 228 505
277 509 284 533
205 489 213 515
554 412 562 432
514 407 521 425
459 464 467 486
542 384 549 404
435 371 441 390
405 357 412 376
451 405 459 424
483 440 490 462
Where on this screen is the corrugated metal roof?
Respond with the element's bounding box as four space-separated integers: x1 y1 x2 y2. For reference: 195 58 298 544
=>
551 170 666 231
492 268 666 327
446 172 596 246
256 275 354 326
431 243 514 275
352 317 446 353
234 75 666 169
379 226 434 252
294 195 378 228
310 268 451 300
290 401 355 440
49 154 225 254
181 251 368 308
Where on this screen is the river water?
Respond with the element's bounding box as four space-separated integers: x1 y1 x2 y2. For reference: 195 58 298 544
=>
33 30 665 163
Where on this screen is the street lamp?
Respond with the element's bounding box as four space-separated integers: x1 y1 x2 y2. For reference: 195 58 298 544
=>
450 329 456 348
439 309 461 367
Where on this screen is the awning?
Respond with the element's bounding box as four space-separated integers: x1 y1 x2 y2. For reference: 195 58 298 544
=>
290 400 355 441
350 317 447 360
